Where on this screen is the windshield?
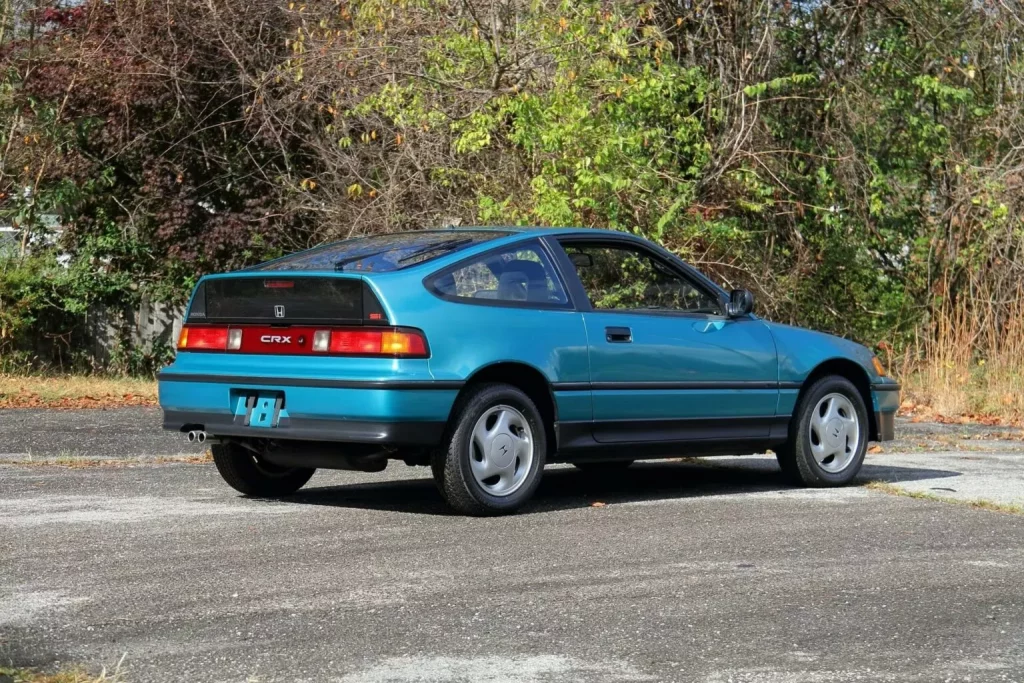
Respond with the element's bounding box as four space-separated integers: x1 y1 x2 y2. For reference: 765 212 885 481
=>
253 231 511 273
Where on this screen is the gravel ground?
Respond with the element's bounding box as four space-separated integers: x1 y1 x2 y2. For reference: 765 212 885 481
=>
1 410 1023 682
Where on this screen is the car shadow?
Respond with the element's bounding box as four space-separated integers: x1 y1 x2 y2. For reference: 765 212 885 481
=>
280 456 962 517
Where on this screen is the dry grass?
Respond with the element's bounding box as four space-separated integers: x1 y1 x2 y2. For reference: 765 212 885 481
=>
0 375 157 409
864 481 1024 515
0 661 124 683
896 282 1024 425
6 452 213 468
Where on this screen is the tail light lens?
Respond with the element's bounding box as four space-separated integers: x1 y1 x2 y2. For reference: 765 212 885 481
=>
329 329 428 356
177 326 229 350
177 325 428 358
329 330 385 354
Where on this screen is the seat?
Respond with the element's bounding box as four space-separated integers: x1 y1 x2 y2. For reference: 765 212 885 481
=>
497 260 550 302
434 272 457 296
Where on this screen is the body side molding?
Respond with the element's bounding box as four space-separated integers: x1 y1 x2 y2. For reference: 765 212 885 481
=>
158 373 465 391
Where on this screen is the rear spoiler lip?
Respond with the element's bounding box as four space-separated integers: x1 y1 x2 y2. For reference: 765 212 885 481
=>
182 318 378 326
198 270 369 281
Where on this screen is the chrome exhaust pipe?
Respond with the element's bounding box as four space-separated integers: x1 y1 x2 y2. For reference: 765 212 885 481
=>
186 430 207 444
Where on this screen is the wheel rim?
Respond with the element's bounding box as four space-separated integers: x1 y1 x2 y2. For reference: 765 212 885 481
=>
468 404 534 497
808 392 861 473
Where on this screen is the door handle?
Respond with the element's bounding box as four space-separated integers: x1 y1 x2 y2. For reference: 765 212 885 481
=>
605 326 632 343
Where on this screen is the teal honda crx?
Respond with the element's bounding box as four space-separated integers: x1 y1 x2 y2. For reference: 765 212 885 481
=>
159 228 899 515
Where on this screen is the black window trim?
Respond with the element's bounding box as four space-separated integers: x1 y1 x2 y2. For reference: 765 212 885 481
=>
551 234 730 319
423 237 579 311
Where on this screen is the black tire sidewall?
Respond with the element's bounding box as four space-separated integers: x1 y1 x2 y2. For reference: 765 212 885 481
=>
212 442 315 497
442 383 547 514
792 376 870 486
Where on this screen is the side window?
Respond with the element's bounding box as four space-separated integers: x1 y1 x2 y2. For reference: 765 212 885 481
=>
432 241 569 306
561 242 721 314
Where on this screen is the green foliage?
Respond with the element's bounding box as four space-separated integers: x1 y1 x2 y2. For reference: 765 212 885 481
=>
742 73 816 98
2 0 1023 372
0 249 137 369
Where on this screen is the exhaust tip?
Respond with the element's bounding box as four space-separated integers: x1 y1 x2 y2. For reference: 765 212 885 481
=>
185 429 207 444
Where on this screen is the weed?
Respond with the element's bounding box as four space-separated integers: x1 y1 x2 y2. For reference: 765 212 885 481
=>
864 481 1024 515
898 282 1024 424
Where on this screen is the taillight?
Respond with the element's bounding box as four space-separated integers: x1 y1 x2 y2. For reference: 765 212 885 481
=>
178 326 229 350
177 325 428 358
381 330 427 356
328 329 428 357
329 330 383 354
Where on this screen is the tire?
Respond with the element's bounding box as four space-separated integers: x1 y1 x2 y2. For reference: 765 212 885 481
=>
431 383 547 516
430 453 446 496
211 441 315 497
776 375 869 487
574 460 634 472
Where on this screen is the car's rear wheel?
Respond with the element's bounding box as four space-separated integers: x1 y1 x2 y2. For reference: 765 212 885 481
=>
573 460 634 472
776 375 869 486
432 383 547 516
212 441 315 497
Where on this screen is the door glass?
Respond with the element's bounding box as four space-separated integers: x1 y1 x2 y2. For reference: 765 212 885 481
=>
562 243 721 314
432 241 568 305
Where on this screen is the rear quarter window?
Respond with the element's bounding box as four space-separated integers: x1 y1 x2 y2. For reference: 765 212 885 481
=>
430 240 569 307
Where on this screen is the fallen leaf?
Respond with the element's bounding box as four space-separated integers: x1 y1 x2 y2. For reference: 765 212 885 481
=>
867 445 883 454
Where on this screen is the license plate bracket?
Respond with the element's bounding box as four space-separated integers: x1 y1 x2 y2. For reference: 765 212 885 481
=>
244 392 284 428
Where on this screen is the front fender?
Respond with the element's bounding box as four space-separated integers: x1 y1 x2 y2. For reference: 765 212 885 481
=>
763 322 879 383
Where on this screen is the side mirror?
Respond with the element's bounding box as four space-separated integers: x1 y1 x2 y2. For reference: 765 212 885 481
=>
726 289 754 318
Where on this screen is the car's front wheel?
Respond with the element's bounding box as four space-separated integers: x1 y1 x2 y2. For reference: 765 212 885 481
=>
212 441 315 497
777 375 869 486
432 383 546 515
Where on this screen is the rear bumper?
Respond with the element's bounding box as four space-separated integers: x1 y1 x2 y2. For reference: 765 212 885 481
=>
163 409 445 446
158 371 459 447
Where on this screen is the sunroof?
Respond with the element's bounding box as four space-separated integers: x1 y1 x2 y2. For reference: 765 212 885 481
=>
253 230 511 273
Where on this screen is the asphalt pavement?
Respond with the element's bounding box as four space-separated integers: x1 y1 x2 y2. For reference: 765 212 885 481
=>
0 408 199 461
1 409 1023 682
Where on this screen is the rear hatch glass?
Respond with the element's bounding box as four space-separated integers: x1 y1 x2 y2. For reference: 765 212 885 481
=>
188 277 375 324
252 230 510 273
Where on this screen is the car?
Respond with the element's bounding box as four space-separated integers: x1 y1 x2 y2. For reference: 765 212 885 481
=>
158 227 899 515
